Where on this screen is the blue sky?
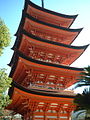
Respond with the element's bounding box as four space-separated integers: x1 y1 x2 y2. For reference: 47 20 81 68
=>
0 0 90 74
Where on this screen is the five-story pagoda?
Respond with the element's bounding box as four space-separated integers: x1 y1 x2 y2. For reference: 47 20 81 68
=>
7 0 88 120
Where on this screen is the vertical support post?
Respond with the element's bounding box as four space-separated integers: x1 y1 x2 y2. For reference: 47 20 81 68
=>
41 0 44 8
32 111 34 120
67 111 71 120
57 112 60 120
44 111 47 120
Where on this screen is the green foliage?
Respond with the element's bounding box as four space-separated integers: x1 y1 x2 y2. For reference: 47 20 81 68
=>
0 69 12 118
0 110 11 120
74 88 90 119
0 18 11 56
74 88 90 110
0 18 12 119
74 66 90 88
73 66 90 119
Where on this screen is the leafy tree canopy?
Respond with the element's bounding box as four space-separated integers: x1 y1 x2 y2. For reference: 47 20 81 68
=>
74 88 90 120
0 18 12 119
0 69 12 111
0 18 11 55
73 66 90 89
74 88 90 110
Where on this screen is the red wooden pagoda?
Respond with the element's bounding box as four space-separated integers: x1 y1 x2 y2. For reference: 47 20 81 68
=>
7 0 88 120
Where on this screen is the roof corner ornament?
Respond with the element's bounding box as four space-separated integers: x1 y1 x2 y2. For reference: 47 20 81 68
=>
41 0 44 8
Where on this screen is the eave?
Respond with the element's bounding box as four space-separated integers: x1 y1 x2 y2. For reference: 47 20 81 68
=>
9 81 75 98
24 0 77 19
9 51 84 88
24 0 78 28
14 29 88 50
13 29 89 66
15 12 82 45
9 50 84 75
7 81 76 115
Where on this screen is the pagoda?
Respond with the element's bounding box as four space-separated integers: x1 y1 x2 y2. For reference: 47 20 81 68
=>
7 0 88 120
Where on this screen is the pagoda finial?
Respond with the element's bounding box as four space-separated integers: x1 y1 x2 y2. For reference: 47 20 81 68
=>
41 0 44 8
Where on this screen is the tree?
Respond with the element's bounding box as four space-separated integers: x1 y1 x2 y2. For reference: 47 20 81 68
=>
73 66 90 89
73 66 90 119
0 18 11 56
0 69 12 110
0 18 12 119
0 69 12 119
74 88 90 120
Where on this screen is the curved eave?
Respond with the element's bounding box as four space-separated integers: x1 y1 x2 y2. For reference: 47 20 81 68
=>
25 13 82 32
15 11 82 36
8 53 15 67
13 50 84 71
9 81 75 99
24 0 78 28
71 44 89 65
20 29 89 50
13 29 86 51
12 29 89 66
24 0 78 19
9 50 84 78
7 81 75 113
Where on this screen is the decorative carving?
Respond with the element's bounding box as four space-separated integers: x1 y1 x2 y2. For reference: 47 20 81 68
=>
28 44 70 65
19 96 75 119
21 68 75 90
